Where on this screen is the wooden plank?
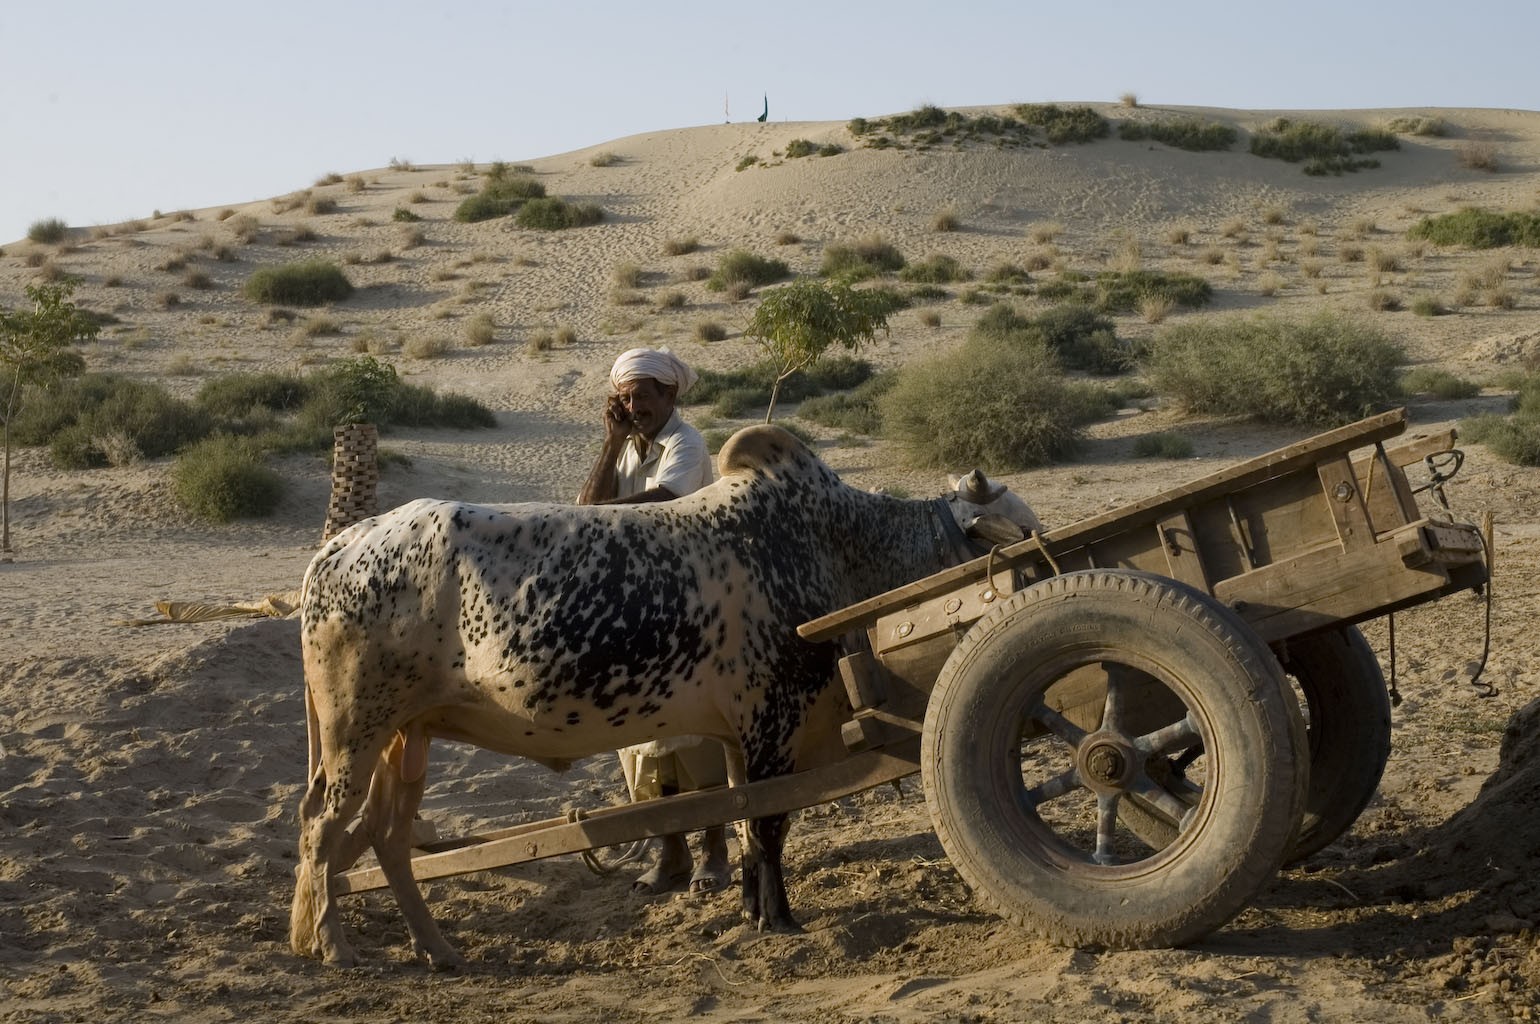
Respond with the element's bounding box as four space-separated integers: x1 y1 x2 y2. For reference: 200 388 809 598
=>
1316 455 1375 551
800 409 1408 642
1157 510 1210 589
1215 525 1457 642
334 737 922 895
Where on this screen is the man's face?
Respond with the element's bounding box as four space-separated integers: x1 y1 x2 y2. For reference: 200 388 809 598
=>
616 377 676 440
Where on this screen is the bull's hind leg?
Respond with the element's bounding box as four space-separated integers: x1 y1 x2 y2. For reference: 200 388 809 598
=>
367 727 465 971
290 765 372 967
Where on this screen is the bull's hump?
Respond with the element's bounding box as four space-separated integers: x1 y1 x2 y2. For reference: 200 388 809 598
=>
718 425 818 480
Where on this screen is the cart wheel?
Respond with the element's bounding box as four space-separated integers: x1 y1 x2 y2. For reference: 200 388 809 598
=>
1278 626 1391 862
921 570 1307 949
1117 626 1390 864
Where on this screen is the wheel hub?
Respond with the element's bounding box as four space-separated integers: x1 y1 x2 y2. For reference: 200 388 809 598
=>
1079 734 1137 790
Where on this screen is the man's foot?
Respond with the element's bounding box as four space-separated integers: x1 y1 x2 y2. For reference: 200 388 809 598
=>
689 824 732 895
631 834 691 895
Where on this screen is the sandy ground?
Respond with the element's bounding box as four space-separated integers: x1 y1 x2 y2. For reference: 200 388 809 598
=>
3 103 1540 1022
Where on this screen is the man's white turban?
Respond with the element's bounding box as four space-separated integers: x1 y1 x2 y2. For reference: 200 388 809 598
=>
610 347 698 397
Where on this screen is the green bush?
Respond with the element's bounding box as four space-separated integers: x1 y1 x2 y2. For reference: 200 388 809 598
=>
1249 118 1397 174
1013 104 1109 144
881 334 1116 468
195 372 309 414
821 237 905 280
1117 119 1236 152
899 253 969 284
1408 208 1540 248
687 355 874 410
1400 367 1480 400
173 434 284 522
972 303 1134 375
1093 269 1212 312
1386 116 1446 136
1461 379 1540 466
1147 313 1404 426
27 218 69 244
454 192 518 223
514 197 602 230
706 249 790 291
1133 432 1195 459
242 259 354 306
19 375 212 466
784 139 817 158
796 372 895 435
392 206 422 222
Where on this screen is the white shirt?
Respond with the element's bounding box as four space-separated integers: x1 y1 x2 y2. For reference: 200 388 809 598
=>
613 409 713 498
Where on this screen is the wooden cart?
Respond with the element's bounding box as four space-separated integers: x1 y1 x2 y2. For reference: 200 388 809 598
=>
332 408 1488 948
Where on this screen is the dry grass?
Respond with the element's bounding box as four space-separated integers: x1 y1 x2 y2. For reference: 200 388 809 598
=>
1165 225 1192 245
1339 243 1365 264
1119 92 1139 108
695 320 728 342
1457 141 1499 171
1367 247 1400 273
404 334 452 359
613 261 644 288
655 290 687 310
663 236 700 256
918 309 942 328
1199 246 1225 265
774 230 801 246
1140 295 1174 323
1300 259 1324 279
1028 222 1062 244
589 151 621 167
1257 271 1284 296
1261 206 1287 226
1346 216 1377 239
1220 218 1247 239
930 206 961 233
463 312 496 346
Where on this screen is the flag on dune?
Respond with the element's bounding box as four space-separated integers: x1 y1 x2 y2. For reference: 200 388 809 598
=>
757 95 768 122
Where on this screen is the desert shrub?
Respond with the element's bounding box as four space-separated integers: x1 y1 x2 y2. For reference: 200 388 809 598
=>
919 309 942 327
515 198 603 230
976 302 1134 375
695 320 728 342
1408 208 1540 248
985 262 1031 286
663 236 699 256
463 312 496 346
1400 367 1479 399
1013 104 1109 144
1093 269 1212 312
613 261 644 288
392 207 422 222
172 434 284 522
736 154 760 172
453 174 546 222
686 356 874 411
706 249 789 291
589 150 620 167
784 139 817 158
774 230 801 245
403 335 452 359
1133 432 1195 458
817 143 843 157
1118 118 1236 152
881 334 1116 468
23 374 211 467
195 371 308 415
1147 312 1404 425
242 259 353 306
796 372 895 435
1249 117 1397 174
1457 142 1499 171
1386 116 1446 137
930 207 960 232
1410 295 1449 317
899 253 969 284
27 218 69 244
822 236 905 280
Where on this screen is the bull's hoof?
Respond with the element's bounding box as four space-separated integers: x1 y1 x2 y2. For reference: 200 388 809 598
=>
748 911 803 935
423 948 467 973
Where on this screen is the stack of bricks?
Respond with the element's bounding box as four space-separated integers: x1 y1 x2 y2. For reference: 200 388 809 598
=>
323 423 380 540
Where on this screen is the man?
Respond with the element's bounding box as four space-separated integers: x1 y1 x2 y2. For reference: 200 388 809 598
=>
577 347 730 896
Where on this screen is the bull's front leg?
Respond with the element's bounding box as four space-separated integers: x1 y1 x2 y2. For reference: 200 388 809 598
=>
740 813 799 932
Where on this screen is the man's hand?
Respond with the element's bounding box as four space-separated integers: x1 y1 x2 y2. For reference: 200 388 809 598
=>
604 393 633 444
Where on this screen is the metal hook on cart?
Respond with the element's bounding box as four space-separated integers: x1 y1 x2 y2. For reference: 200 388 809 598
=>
1412 449 1464 515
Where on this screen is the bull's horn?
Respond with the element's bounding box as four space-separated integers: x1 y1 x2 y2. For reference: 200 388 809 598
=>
962 470 989 500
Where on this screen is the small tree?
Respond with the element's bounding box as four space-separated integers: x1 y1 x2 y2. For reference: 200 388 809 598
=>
1 282 97 557
744 278 891 422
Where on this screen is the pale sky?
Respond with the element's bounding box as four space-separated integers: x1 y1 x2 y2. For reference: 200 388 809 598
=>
2 0 1535 246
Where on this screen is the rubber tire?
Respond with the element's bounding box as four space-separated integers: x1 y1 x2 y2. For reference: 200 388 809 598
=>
921 570 1307 950
1119 626 1391 864
1278 626 1391 863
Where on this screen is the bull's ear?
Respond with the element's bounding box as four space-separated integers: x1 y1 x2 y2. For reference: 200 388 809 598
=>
947 473 963 492
965 512 1026 546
